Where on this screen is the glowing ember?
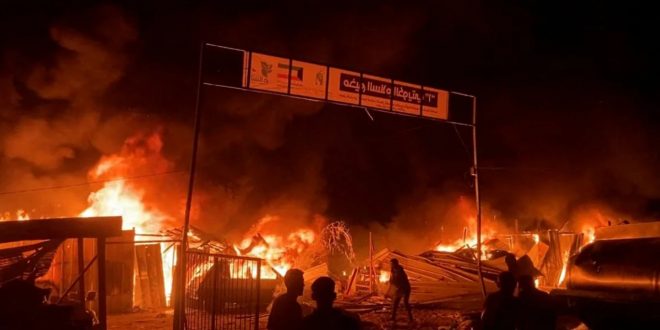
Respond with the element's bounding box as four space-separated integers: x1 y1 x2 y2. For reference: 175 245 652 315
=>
379 269 390 284
1 209 30 221
581 224 596 244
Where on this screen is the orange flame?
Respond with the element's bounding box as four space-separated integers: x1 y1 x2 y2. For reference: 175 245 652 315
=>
433 217 499 257
1 209 30 221
378 269 390 284
79 131 177 305
233 215 315 279
79 131 173 233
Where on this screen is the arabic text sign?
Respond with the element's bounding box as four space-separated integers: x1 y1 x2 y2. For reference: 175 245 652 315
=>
242 51 449 120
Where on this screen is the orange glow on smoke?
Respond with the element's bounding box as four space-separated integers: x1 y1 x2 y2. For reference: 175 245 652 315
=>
79 131 176 305
79 131 172 233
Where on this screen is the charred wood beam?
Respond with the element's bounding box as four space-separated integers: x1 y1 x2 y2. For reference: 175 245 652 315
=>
0 217 122 243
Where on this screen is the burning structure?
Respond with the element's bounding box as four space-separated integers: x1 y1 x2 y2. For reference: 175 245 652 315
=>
1 3 659 330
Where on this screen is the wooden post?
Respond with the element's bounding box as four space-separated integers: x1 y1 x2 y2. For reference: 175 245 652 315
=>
97 238 107 330
77 238 85 307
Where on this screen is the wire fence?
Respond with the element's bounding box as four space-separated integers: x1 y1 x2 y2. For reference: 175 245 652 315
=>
185 251 261 330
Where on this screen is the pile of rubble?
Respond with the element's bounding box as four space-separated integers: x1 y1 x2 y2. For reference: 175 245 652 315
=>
337 248 505 310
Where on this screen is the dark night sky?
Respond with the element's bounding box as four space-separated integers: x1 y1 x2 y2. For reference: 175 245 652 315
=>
1 1 659 245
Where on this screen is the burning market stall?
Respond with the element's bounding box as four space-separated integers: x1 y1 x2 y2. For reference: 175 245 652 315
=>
0 216 122 330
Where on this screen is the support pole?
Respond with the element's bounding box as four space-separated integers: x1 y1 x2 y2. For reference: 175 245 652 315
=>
77 238 85 307
174 41 206 330
97 238 107 330
369 232 374 292
471 96 487 299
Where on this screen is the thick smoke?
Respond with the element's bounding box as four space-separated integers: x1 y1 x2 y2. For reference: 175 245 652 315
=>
0 5 148 217
1 2 658 258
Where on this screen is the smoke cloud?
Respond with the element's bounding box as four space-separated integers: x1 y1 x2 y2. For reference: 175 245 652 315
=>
1 2 658 258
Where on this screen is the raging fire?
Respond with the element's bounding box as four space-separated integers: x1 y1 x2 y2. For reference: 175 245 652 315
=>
233 216 316 279
79 131 177 305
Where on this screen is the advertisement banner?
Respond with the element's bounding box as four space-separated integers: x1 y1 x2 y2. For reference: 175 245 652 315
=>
234 49 452 121
421 86 449 120
392 80 423 115
360 74 392 110
328 68 361 105
247 52 289 93
289 60 327 99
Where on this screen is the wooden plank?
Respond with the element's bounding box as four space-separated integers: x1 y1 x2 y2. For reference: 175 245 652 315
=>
135 244 166 308
106 231 135 313
0 217 122 243
98 238 107 330
135 245 152 307
146 245 165 308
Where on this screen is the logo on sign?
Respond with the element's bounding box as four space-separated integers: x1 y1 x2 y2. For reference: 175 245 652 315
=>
251 61 273 84
315 71 325 86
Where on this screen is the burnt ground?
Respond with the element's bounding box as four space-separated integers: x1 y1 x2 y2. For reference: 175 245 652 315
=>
107 304 586 329
108 308 173 330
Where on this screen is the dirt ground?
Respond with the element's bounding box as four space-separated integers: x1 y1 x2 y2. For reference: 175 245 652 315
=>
107 308 471 330
107 306 586 330
108 308 174 330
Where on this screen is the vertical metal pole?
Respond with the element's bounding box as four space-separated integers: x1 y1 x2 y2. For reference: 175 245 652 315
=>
254 261 261 330
471 96 487 298
77 238 85 307
211 257 217 330
97 238 107 330
175 41 206 330
369 232 374 292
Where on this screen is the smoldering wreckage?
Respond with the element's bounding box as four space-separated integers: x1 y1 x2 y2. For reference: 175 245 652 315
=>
2 203 660 329
1 6 659 330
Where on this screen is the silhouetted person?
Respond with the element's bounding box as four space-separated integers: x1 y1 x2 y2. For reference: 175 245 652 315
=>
517 275 557 330
389 258 413 323
504 253 517 275
268 269 305 330
302 276 360 330
515 255 542 279
482 271 519 330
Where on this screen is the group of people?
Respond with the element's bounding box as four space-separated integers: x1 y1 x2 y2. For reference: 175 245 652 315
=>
267 269 360 330
482 254 559 330
268 258 414 330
